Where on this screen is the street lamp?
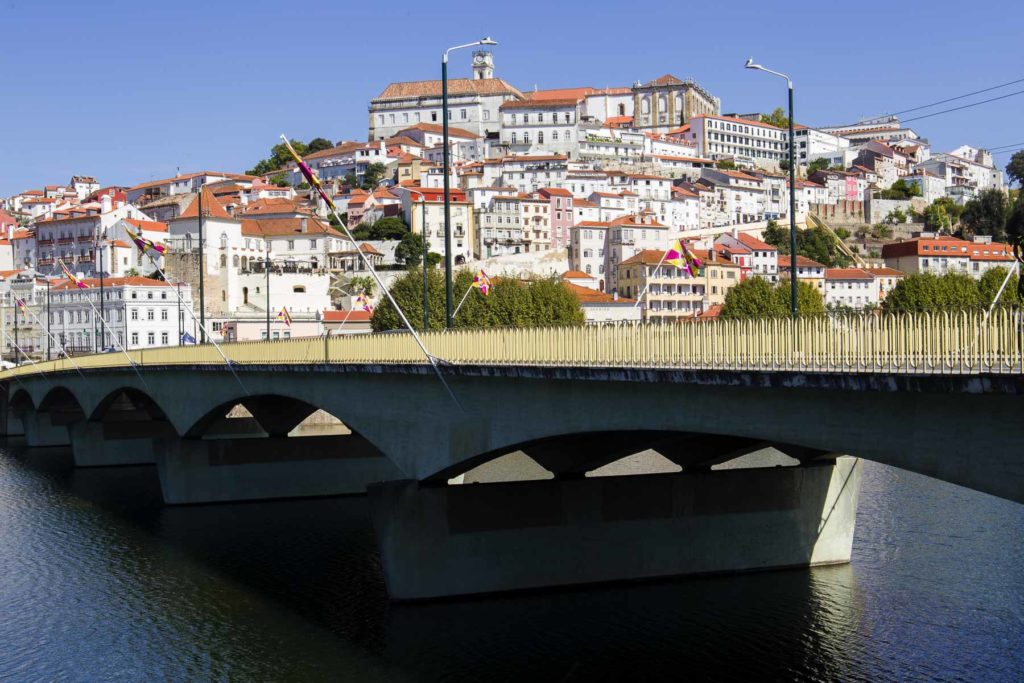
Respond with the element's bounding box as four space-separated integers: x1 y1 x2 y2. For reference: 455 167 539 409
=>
409 188 430 329
745 57 798 316
442 37 497 328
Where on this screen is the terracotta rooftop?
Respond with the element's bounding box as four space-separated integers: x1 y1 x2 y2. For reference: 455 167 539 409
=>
374 78 523 101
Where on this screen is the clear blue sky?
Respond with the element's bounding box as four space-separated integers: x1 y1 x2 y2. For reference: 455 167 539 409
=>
2 0 1022 197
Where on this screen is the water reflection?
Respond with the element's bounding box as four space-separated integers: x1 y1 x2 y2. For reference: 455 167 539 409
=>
1 443 1022 682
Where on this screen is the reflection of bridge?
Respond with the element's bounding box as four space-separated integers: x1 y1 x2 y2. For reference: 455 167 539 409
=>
2 312 1022 599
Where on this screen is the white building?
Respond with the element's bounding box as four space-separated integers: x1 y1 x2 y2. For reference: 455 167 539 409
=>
684 115 789 170
881 234 1014 278
369 51 523 140
824 268 880 309
499 97 582 157
791 125 850 166
45 276 195 353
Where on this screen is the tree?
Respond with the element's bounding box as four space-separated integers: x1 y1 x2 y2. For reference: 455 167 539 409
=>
721 278 824 319
347 275 375 298
883 272 983 313
760 221 849 267
720 278 785 319
760 107 789 129
371 270 584 331
394 232 425 267
306 137 334 154
269 172 290 188
879 178 922 200
961 189 1009 239
883 208 907 225
1006 150 1024 187
807 158 830 175
715 159 736 170
425 252 442 268
367 217 409 240
1007 192 1024 240
978 266 1019 310
762 220 787 248
776 280 826 317
361 162 389 189
246 136 334 176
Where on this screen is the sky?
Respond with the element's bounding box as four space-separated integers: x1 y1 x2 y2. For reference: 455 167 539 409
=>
1 0 1022 197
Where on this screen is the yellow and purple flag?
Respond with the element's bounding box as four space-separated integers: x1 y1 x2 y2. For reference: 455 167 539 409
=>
356 291 372 313
15 298 27 314
276 307 292 327
124 226 168 257
280 136 337 212
664 239 703 277
60 262 90 289
472 270 492 296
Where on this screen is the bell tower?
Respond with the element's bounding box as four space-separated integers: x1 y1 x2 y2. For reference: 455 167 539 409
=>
472 50 494 80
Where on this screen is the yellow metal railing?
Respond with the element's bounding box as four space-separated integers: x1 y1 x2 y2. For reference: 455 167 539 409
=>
2 310 1021 380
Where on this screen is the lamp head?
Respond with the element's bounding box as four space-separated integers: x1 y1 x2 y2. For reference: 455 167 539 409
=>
479 37 497 46
745 57 760 70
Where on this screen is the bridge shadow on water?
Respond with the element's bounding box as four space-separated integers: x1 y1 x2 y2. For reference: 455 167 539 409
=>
6 442 870 682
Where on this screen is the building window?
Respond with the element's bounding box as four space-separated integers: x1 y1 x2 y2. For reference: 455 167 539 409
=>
147 309 154 321
161 332 168 345
287 240 295 251
131 332 139 345
147 332 155 345
293 285 305 293
161 309 168 321
130 309 138 320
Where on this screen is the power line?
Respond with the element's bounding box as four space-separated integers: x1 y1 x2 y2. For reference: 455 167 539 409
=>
987 142 1024 151
993 146 1024 156
901 88 1024 123
888 76 1024 116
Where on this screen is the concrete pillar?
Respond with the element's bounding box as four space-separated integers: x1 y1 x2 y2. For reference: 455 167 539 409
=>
369 457 862 601
19 412 71 447
155 433 405 505
68 422 158 467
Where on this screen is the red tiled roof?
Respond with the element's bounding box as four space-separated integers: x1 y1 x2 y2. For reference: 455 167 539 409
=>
735 233 776 251
177 188 234 220
124 218 169 233
501 97 581 109
865 267 905 277
374 78 523 101
524 87 595 101
397 122 479 139
561 270 594 279
825 268 874 280
779 255 825 269
563 281 635 304
52 276 173 291
539 187 573 197
322 309 372 323
240 217 342 238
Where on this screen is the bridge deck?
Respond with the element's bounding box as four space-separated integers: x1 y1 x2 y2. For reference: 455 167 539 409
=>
2 310 1021 379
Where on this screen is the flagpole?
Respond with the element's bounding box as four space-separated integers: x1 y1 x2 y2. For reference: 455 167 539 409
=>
452 281 475 319
0 315 52 386
279 134 462 411
133 249 248 395
632 248 671 311
18 301 85 378
57 259 147 387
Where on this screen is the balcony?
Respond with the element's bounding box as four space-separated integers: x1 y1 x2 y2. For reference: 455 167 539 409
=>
37 238 54 246
37 258 54 266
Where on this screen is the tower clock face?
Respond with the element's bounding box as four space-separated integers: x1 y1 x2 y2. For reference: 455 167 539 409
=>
474 54 488 65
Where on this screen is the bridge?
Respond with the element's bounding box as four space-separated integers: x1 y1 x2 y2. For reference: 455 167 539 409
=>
2 311 1022 599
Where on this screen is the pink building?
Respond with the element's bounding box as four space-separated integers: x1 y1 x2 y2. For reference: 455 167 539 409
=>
538 187 574 250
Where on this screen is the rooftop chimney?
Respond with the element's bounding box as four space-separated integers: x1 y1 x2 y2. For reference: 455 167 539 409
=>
101 194 112 214
300 217 308 233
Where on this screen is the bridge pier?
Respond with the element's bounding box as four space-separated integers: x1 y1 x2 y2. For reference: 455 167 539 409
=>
68 422 161 467
369 457 861 601
154 433 405 505
18 412 71 447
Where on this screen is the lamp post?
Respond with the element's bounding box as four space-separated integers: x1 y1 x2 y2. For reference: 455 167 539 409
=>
410 188 429 329
442 37 497 328
745 58 798 317
265 251 271 341
197 188 207 342
97 228 106 351
46 279 51 361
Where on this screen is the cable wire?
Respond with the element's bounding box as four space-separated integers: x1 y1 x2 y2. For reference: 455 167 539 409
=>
888 76 1024 116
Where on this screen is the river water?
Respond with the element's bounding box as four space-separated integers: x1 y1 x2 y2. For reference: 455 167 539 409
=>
0 445 1022 682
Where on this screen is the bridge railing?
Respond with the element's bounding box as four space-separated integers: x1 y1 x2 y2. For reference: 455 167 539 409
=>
1 310 1021 379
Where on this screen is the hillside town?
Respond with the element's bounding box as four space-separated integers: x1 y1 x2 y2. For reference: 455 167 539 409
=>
0 51 1018 358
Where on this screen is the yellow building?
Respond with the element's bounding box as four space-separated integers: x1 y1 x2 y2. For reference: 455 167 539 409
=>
617 247 740 321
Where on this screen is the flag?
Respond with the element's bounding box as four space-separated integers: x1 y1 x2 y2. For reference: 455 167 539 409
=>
15 298 27 314
181 332 197 345
355 291 372 313
124 226 168 256
663 239 703 278
276 307 292 327
472 270 492 296
280 136 337 211
60 261 90 289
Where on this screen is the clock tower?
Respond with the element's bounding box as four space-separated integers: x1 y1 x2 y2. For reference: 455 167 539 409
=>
472 50 494 80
